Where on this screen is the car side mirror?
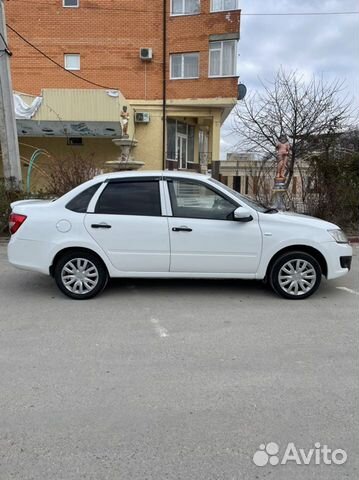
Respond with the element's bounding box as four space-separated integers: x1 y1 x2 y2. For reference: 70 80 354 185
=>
233 207 253 223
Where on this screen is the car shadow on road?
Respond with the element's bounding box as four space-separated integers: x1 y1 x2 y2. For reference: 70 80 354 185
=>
100 276 346 302
105 277 271 298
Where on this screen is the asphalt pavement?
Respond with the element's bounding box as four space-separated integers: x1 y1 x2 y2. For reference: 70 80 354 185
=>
0 241 358 480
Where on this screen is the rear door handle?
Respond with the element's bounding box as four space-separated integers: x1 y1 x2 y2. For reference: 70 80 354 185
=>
172 226 192 232
91 223 112 229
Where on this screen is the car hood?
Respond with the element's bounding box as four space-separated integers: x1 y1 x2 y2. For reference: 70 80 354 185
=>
260 210 340 230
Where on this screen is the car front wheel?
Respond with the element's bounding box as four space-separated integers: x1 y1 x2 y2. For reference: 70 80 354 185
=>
269 251 322 300
54 250 108 300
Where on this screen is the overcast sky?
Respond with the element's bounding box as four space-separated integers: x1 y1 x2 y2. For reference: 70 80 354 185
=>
221 0 359 158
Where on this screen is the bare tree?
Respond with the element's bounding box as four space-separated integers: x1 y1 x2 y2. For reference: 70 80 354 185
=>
45 153 101 197
232 69 355 189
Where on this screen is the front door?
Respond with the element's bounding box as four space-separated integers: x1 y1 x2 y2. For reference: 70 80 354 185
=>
177 133 188 169
84 179 170 273
166 179 262 274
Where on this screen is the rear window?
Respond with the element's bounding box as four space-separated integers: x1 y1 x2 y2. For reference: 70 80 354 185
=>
66 183 102 213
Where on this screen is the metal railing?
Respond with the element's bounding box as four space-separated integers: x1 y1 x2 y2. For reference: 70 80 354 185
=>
165 152 213 173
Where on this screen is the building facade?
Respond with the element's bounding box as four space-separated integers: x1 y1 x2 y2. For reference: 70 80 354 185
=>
3 0 241 185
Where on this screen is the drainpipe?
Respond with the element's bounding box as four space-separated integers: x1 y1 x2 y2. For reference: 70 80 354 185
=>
162 0 167 170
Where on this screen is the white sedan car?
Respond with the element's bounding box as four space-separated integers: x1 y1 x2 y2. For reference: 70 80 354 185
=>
8 171 352 300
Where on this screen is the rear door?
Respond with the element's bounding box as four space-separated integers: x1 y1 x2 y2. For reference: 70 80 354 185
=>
84 178 170 273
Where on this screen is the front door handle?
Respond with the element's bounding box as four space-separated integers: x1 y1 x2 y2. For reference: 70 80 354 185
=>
91 223 112 229
172 226 192 232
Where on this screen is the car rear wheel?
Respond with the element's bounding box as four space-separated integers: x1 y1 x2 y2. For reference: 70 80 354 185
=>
54 250 108 300
269 251 322 300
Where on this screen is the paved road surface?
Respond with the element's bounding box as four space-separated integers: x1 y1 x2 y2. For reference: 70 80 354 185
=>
0 241 358 479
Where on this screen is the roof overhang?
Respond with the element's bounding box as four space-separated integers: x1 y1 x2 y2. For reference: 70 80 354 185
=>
17 119 122 138
15 88 128 137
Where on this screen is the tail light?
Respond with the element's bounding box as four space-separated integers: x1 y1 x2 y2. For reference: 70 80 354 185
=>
9 213 27 235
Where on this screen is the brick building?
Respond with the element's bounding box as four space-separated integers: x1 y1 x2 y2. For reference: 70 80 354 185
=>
4 0 241 185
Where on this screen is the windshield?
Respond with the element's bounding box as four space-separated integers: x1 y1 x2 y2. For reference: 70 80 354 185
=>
208 178 270 213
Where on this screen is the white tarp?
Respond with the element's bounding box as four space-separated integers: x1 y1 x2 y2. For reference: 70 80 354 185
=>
14 94 42 119
106 90 120 98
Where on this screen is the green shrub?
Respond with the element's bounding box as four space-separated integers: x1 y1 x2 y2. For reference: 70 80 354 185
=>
306 152 359 233
0 180 24 234
0 180 51 234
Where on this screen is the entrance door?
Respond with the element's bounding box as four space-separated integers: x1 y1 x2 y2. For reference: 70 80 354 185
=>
233 176 241 193
177 133 188 169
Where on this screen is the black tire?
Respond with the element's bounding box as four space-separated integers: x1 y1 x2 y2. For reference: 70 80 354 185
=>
269 251 322 300
54 250 108 300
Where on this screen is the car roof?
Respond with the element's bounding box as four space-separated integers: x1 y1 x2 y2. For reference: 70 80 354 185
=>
94 170 210 181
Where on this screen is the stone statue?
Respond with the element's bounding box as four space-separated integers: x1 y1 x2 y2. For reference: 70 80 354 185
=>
120 106 130 137
275 134 291 181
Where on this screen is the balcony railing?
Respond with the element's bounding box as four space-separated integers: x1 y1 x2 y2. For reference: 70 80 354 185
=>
166 159 200 172
199 152 212 165
166 152 212 173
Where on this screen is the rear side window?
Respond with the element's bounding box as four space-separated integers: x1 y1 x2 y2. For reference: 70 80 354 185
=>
95 181 161 216
66 183 102 213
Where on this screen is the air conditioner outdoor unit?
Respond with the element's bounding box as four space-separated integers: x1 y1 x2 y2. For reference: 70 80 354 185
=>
135 112 150 123
140 48 153 61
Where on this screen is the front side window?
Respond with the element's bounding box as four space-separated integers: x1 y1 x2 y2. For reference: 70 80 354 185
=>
211 0 238 12
63 0 79 7
209 178 268 212
64 54 80 70
172 0 200 15
95 181 161 216
168 180 236 220
209 40 237 77
170 53 199 79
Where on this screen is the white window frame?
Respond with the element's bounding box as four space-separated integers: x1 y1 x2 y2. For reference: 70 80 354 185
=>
167 119 195 165
64 54 81 71
170 53 200 80
210 0 239 13
170 0 201 16
177 133 188 169
63 0 79 7
208 40 237 78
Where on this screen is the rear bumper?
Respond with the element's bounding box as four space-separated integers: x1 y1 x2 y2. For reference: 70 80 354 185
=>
8 237 51 275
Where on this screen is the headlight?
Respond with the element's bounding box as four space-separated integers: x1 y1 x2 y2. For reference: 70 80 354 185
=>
327 229 348 244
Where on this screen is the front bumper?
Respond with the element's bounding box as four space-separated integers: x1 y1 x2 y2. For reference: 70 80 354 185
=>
340 256 352 270
322 241 353 280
